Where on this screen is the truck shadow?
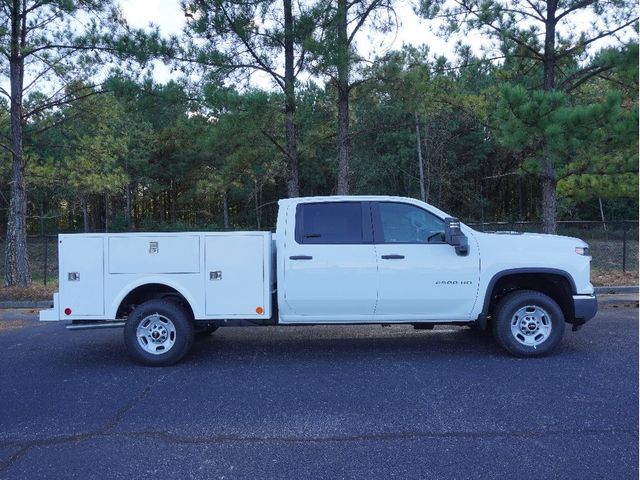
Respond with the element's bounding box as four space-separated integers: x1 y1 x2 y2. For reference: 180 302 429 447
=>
187 325 503 363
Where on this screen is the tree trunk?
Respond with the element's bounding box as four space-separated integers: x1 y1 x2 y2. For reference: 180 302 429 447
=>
335 0 350 195
91 198 97 232
133 185 140 229
415 113 426 202
422 121 431 202
541 151 557 234
104 193 109 233
125 183 132 229
222 191 229 228
170 179 177 223
5 1 30 286
66 200 73 229
598 197 607 232
152 193 158 222
82 197 89 233
541 0 558 233
162 191 167 222
283 0 300 198
543 1 557 91
254 180 261 230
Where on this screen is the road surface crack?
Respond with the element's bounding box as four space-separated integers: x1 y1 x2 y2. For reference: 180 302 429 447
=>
1 425 638 473
0 375 163 473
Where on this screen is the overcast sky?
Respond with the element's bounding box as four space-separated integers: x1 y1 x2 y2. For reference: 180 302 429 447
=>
121 0 186 36
119 0 458 86
119 0 448 47
0 1 625 96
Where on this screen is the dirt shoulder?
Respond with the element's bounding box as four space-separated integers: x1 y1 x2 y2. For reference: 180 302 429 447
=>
0 284 57 301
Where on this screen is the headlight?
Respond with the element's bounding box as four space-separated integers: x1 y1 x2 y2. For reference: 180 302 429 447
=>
575 246 590 256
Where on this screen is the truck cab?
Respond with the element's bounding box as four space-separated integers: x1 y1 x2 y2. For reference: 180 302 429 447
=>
277 197 480 323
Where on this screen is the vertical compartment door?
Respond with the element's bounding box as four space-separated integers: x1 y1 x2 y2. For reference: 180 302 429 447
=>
60 236 104 316
205 236 265 316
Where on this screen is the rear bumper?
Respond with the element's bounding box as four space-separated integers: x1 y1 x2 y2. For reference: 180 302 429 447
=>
39 293 60 321
573 294 598 324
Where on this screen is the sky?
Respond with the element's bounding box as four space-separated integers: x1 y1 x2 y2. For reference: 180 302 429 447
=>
120 0 451 47
120 0 187 83
119 0 631 88
119 0 459 87
0 1 628 97
121 0 186 37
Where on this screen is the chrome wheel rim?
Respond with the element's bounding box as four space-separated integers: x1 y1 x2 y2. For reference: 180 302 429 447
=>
136 314 176 355
510 305 552 347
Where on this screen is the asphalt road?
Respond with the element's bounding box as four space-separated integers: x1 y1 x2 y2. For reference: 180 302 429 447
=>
0 300 637 480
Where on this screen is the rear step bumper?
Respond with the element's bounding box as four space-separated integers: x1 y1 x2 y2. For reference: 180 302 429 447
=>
39 293 59 321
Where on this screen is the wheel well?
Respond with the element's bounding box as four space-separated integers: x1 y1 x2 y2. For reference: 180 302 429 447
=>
486 273 574 322
116 284 195 320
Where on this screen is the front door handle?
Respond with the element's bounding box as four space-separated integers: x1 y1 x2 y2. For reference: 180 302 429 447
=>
290 255 313 260
381 254 405 259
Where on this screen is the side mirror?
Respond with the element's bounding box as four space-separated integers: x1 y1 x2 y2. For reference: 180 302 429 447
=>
444 217 469 256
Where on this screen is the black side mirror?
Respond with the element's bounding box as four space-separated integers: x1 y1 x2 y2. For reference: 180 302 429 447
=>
444 217 469 256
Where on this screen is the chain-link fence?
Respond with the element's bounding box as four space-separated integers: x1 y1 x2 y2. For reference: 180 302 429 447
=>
0 221 637 285
0 235 59 285
469 221 638 273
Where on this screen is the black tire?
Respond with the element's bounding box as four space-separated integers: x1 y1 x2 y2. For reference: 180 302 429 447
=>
194 324 219 336
124 299 194 366
492 290 565 357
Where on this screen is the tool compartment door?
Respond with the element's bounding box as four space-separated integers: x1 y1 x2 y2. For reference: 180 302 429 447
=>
60 236 104 316
108 235 200 274
205 235 265 316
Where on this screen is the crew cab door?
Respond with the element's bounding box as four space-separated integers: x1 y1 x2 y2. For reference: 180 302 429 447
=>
281 201 377 321
372 202 480 320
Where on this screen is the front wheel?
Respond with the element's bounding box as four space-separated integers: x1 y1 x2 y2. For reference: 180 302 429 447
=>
493 290 565 357
124 299 194 366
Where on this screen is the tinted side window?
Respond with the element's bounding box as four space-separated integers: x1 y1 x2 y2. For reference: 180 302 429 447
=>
297 202 364 244
378 203 445 244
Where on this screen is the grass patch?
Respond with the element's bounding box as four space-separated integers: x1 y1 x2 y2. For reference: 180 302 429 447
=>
0 319 27 331
592 268 639 287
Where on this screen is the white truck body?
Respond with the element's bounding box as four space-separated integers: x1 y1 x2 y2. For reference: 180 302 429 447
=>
40 195 597 364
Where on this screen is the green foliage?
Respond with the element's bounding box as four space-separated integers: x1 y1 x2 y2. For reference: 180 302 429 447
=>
496 85 619 157
495 44 638 214
0 3 636 237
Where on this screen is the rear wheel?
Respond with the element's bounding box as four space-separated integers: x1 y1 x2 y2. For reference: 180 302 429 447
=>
124 299 194 366
493 290 565 357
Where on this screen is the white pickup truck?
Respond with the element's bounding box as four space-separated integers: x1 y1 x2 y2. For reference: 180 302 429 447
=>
40 196 597 365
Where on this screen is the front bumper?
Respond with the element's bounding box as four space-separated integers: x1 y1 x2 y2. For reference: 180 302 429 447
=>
572 294 598 327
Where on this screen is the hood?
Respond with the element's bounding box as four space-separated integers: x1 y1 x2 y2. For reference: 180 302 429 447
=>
470 229 589 251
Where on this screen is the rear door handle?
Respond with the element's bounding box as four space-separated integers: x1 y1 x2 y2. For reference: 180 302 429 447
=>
381 254 405 259
290 255 313 260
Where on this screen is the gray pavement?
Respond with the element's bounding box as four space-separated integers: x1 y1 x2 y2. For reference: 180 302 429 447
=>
0 299 637 479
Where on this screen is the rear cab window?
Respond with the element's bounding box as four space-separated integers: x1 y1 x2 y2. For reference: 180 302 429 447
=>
295 202 372 244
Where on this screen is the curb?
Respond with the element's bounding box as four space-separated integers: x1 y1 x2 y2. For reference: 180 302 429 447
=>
594 286 639 295
0 300 53 309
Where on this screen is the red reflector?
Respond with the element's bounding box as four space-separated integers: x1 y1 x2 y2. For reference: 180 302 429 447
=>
64 308 72 316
